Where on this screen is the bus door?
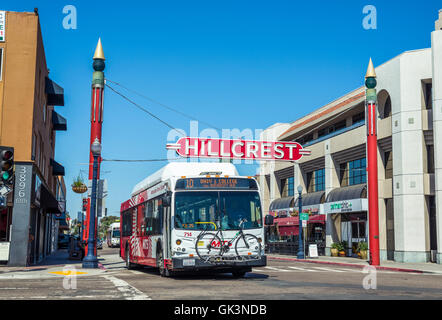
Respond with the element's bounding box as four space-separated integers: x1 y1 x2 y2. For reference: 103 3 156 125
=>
162 201 171 260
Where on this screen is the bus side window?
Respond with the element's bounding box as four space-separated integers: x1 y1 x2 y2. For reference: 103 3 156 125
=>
122 211 132 237
145 201 153 235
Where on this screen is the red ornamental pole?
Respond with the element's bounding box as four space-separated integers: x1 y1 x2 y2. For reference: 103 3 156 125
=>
365 58 380 266
83 39 105 253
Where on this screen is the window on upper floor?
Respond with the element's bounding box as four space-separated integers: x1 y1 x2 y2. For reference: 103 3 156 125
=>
424 82 432 110
383 96 392 118
281 177 295 197
348 158 367 186
317 120 347 139
314 168 325 192
427 145 435 174
297 133 314 146
339 158 367 187
307 169 325 192
384 151 393 179
328 120 347 133
352 112 365 124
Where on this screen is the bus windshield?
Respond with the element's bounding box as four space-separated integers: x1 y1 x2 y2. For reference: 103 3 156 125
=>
174 191 262 230
112 230 120 238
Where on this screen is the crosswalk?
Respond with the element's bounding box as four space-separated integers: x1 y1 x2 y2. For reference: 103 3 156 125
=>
253 265 436 275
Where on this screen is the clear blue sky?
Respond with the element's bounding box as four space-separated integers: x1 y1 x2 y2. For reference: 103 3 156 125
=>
4 1 441 217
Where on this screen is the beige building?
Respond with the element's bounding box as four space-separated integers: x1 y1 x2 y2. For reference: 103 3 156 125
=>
0 10 67 266
260 10 442 264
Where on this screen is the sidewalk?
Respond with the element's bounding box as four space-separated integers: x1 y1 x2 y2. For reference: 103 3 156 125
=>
267 253 442 274
0 249 106 279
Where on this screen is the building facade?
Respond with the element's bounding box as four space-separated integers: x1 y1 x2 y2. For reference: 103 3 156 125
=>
0 10 67 266
259 10 442 264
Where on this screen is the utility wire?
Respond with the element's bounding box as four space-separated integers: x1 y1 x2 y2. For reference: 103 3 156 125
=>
101 158 182 162
105 78 222 131
105 83 185 137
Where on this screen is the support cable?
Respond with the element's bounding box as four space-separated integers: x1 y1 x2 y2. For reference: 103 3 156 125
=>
105 78 221 131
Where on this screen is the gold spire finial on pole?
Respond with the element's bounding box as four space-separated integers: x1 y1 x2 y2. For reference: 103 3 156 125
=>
365 57 376 78
93 38 105 61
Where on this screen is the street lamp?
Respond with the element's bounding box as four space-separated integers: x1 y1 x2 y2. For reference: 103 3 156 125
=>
297 185 305 259
82 138 101 268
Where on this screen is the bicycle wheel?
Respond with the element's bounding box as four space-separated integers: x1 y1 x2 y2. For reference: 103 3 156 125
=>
235 234 262 260
195 232 222 263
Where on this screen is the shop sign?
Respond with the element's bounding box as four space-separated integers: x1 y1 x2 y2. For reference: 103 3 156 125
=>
324 199 367 214
167 137 311 162
299 212 309 221
0 242 10 261
308 244 318 258
0 11 5 42
293 205 320 215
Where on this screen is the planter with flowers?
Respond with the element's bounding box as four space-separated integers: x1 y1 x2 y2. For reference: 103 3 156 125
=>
72 175 87 194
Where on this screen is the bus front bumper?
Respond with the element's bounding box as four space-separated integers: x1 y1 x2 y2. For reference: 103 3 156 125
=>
171 255 267 270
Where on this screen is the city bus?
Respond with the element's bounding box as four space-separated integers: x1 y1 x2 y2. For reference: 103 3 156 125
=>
120 162 266 277
106 222 120 248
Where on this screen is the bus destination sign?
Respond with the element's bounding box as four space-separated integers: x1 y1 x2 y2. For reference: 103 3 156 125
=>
175 177 257 190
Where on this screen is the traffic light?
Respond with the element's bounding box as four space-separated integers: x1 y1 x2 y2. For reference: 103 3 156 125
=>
82 198 88 212
0 147 14 186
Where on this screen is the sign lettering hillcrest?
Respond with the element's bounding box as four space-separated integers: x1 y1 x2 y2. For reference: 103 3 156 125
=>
167 137 311 162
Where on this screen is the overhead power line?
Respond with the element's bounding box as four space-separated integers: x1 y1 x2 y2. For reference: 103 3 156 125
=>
101 158 182 162
105 83 185 137
105 78 222 131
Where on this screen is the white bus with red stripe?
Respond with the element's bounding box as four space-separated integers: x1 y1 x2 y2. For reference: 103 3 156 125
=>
120 162 266 277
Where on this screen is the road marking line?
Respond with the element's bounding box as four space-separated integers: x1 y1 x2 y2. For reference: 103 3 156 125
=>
311 267 345 273
264 266 291 272
335 268 363 273
287 266 319 272
49 271 88 276
102 275 151 300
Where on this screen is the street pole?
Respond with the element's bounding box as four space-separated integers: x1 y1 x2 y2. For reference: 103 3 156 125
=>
82 139 101 268
297 185 304 259
365 58 380 266
84 38 105 253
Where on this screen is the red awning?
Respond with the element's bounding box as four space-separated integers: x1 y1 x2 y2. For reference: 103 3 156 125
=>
278 226 299 236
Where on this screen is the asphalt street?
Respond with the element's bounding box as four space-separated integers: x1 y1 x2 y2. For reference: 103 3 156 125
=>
0 247 441 300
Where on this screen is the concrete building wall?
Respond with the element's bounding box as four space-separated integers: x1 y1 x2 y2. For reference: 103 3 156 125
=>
377 49 432 262
431 18 442 264
0 11 66 266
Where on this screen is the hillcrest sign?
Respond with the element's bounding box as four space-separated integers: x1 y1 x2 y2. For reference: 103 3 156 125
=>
167 137 311 162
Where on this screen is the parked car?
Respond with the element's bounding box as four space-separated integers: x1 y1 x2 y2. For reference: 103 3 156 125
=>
97 239 103 250
58 234 70 249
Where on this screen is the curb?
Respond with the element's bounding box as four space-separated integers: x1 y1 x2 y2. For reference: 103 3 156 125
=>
267 256 428 274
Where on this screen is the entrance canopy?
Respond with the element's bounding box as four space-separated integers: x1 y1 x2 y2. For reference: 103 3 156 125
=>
324 184 368 214
269 196 294 215
326 184 367 202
